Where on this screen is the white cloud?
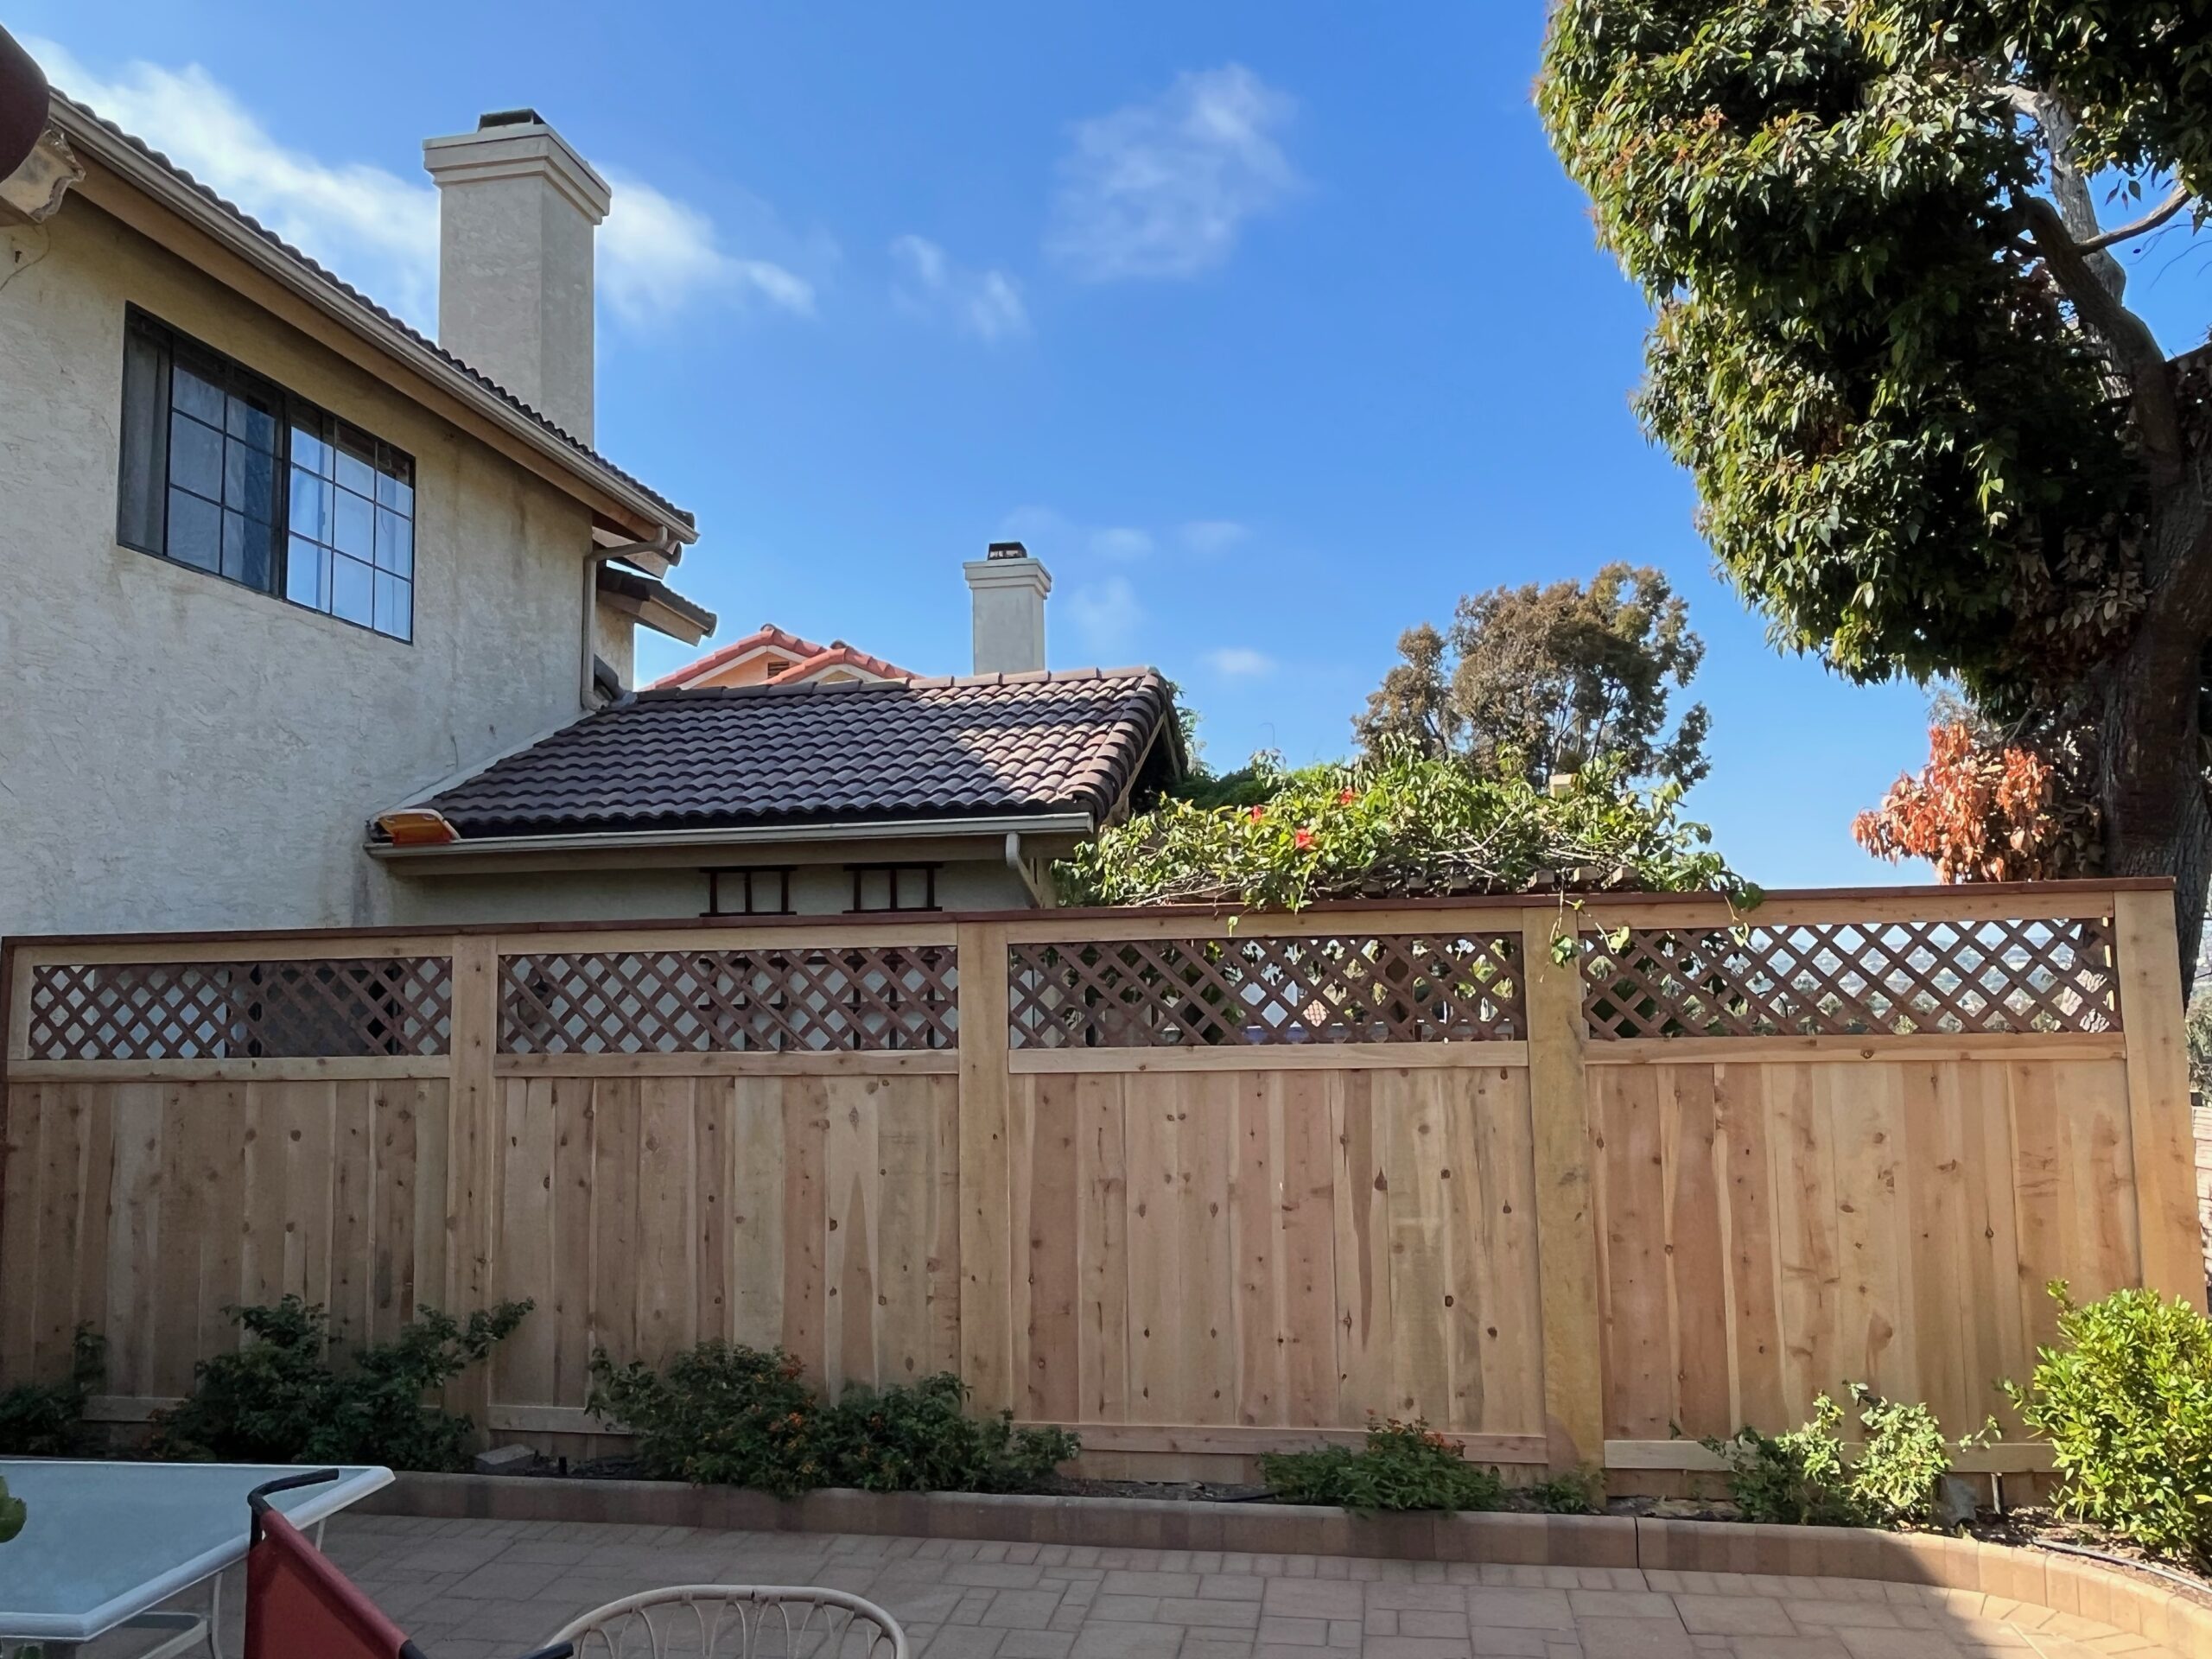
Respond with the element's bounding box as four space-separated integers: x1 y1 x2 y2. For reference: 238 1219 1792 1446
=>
890 234 1027 341
1179 519 1249 555
1064 576 1144 661
603 169 814 326
1206 646 1274 679
1090 526 1153 560
1047 65 1298 282
30 36 809 334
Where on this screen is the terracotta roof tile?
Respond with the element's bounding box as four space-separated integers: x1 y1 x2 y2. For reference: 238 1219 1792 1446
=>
411 668 1174 839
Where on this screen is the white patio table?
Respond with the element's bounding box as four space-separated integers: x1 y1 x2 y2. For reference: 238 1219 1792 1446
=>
0 1459 391 1656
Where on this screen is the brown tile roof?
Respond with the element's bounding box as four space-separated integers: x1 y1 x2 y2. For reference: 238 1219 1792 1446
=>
408 669 1176 840
49 92 694 531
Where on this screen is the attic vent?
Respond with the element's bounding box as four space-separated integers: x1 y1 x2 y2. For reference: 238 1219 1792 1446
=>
477 108 544 129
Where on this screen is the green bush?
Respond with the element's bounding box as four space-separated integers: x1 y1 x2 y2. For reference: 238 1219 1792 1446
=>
1522 1466 1605 1515
820 1374 1080 1494
2005 1282 2212 1566
1704 1384 1987 1529
1261 1419 1506 1514
149 1296 530 1471
589 1341 826 1495
0 1326 104 1457
589 1344 1080 1496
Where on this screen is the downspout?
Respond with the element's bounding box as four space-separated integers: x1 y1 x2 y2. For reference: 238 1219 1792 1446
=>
582 531 677 710
1005 830 1054 908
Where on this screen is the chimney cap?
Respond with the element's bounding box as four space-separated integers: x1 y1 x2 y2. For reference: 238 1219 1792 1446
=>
479 108 547 130
986 540 1030 560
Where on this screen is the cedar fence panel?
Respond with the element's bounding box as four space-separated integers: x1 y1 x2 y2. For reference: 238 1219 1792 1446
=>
1 881 2197 1480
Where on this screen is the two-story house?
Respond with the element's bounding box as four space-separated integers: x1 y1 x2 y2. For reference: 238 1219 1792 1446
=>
1 40 1180 931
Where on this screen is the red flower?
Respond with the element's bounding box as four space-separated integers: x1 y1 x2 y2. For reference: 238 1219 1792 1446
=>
1338 789 1357 805
1247 804 1266 823
1294 829 1315 850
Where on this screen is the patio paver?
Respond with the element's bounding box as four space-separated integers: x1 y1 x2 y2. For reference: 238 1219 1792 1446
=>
79 1515 2187 1659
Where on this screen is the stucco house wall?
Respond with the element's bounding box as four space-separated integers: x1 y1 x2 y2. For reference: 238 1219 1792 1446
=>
0 196 596 936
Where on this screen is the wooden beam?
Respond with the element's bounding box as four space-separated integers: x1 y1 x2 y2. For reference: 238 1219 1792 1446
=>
1582 1033 2126 1066
1603 1438 2054 1474
443 935 501 1435
1520 906 1605 1471
9 1057 450 1083
957 921 1014 1412
1008 1043 1529 1075
2112 888 2204 1305
494 1051 960 1078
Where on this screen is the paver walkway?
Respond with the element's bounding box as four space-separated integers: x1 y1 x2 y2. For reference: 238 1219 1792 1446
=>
92 1515 2178 1659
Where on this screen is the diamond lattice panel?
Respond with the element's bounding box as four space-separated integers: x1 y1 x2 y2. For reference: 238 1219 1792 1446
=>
1580 915 2117 1038
500 947 959 1053
1007 932 1524 1048
25 958 452 1059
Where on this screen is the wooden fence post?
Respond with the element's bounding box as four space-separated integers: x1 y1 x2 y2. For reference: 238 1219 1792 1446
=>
2112 888 2205 1307
1520 904 1605 1471
444 932 500 1433
957 920 1015 1411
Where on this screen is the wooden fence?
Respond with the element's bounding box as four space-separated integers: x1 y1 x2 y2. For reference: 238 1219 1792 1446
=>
2 880 2199 1484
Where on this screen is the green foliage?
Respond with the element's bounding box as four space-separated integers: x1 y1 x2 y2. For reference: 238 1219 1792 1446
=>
1356 563 1711 789
2005 1282 2212 1565
1523 1466 1605 1515
0 1326 104 1457
1537 3 2177 719
0 1476 22 1545
1704 1384 1986 1528
589 1344 1080 1497
1260 1419 1507 1514
589 1341 826 1496
818 1374 1081 1494
2187 989 2212 1098
149 1296 530 1471
1060 747 1749 910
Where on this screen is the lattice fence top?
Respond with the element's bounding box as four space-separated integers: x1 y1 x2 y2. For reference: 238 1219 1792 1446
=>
1580 914 2118 1039
501 947 959 1053
1007 931 1524 1048
24 957 452 1060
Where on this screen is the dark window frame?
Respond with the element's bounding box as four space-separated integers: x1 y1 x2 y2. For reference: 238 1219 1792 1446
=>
117 307 416 645
847 863 941 914
703 867 796 917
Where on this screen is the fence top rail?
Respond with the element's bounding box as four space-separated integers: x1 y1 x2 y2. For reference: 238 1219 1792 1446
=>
0 878 2170 958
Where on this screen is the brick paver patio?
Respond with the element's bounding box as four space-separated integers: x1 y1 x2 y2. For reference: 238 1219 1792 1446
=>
92 1514 2181 1659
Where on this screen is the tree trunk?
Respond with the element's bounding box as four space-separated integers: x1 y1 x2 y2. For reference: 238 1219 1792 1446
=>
2098 465 2212 990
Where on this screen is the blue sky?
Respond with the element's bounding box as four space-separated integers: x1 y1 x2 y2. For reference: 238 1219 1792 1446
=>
23 3 2211 887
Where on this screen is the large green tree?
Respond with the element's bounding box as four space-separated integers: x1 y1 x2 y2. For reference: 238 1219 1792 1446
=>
1356 563 1711 788
1539 3 2212 961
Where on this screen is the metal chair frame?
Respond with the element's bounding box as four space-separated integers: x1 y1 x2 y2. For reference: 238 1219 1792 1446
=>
548 1586 908 1659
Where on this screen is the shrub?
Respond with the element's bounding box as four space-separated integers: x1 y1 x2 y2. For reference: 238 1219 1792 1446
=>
819 1374 1079 1494
589 1344 1081 1497
149 1296 530 1471
2005 1282 2212 1566
1522 1466 1605 1515
0 1325 104 1457
589 1341 826 1495
1704 1385 1988 1529
1260 1419 1506 1514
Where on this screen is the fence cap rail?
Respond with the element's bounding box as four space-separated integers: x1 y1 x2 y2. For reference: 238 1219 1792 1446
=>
0 878 2172 957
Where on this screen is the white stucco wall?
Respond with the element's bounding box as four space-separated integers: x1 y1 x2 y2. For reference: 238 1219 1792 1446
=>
0 198 603 937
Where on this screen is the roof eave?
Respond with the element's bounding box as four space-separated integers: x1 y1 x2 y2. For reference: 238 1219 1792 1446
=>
366 809 1099 861
52 100 696 547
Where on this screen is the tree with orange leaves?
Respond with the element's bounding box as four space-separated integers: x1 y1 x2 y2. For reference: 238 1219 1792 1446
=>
1853 721 2100 884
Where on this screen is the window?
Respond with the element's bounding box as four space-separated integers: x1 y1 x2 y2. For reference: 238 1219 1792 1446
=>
848 863 940 913
118 309 415 642
704 867 794 917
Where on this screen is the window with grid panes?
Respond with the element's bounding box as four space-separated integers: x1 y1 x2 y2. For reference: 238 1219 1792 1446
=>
118 308 416 642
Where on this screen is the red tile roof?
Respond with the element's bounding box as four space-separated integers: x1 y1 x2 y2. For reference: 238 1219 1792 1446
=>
655 626 914 689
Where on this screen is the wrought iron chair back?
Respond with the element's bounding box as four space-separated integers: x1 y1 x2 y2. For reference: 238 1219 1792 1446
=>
550 1586 908 1659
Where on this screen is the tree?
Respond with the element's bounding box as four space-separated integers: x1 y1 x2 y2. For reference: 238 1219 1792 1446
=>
1539 3 2212 966
1853 719 2099 881
1355 563 1712 788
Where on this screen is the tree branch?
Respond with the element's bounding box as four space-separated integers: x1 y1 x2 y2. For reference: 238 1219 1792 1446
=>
2075 183 2197 252
2005 87 2127 298
2018 195 2186 487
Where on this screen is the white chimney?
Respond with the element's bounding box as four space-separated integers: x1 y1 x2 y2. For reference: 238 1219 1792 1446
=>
423 110 610 444
964 541 1052 675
